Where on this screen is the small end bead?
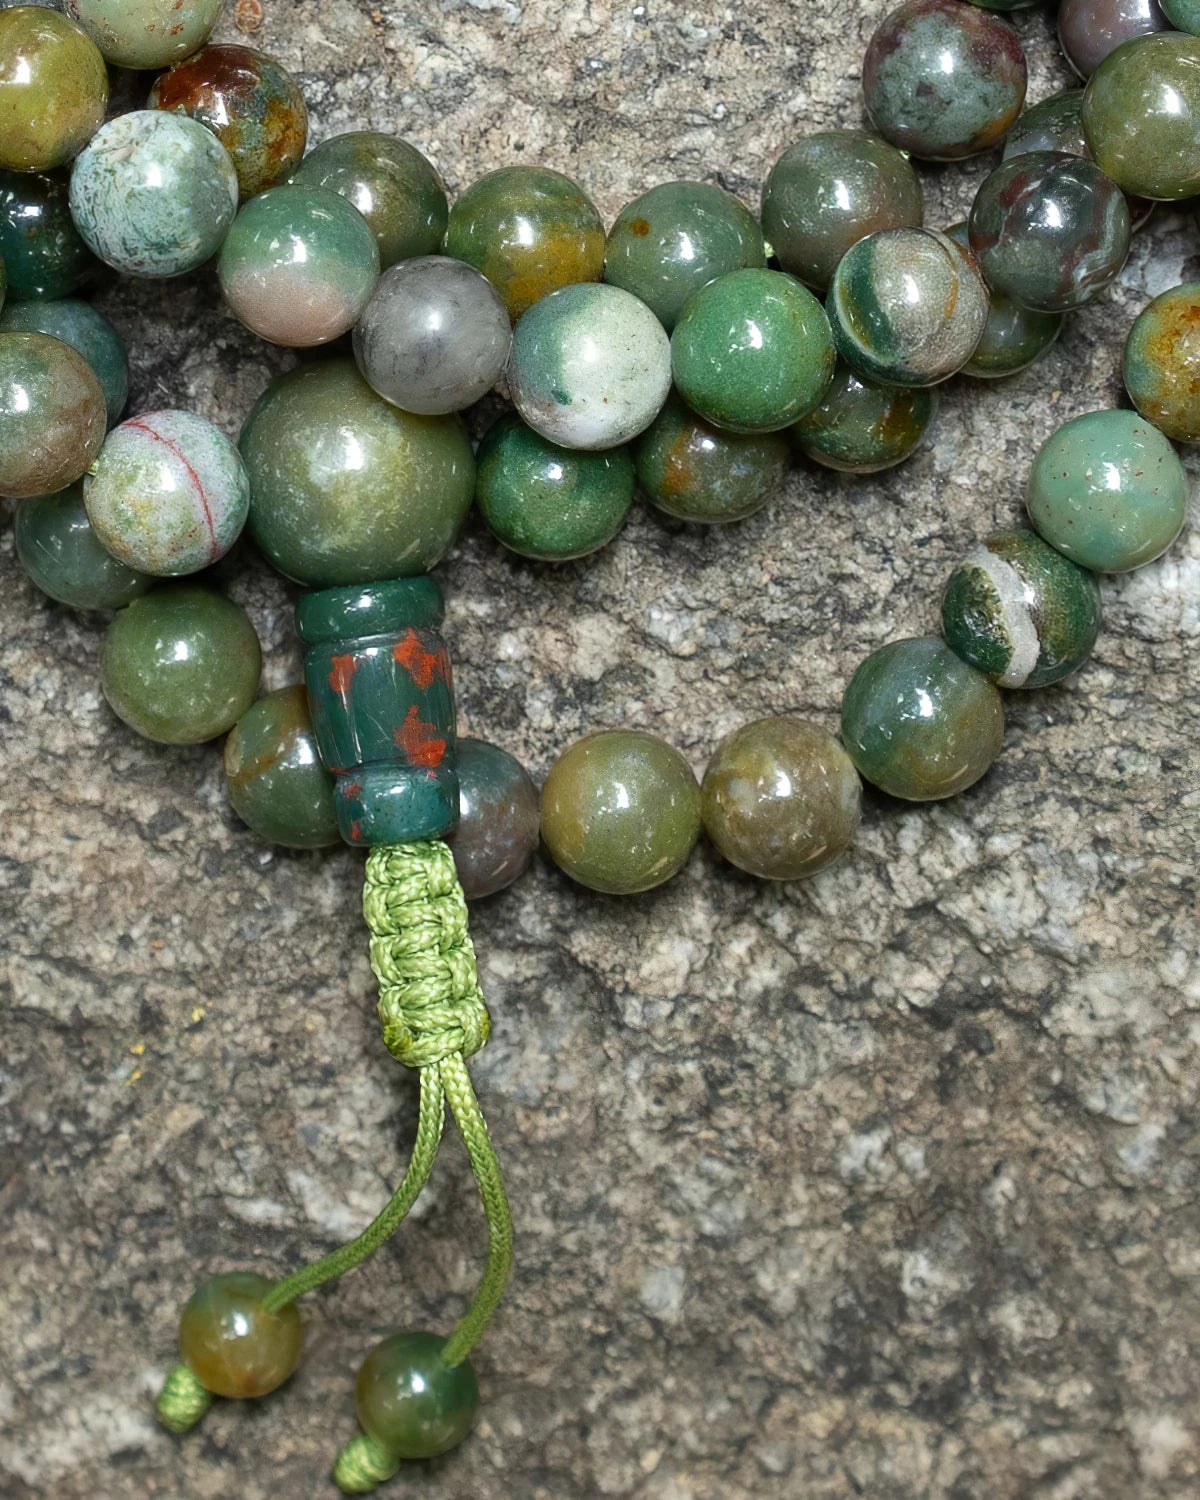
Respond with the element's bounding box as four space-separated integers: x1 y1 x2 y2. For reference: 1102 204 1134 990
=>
155 1362 214 1434
333 1432 401 1494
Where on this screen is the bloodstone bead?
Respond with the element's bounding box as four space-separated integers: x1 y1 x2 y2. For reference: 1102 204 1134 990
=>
841 636 1005 801
0 169 97 301
476 412 634 559
968 154 1130 314
942 225 1062 380
701 717 861 880
0 8 108 174
1082 34 1200 200
64 0 222 69
0 330 105 500
0 297 126 426
179 1273 302 1401
633 391 790 523
826 228 988 388
790 361 934 472
1162 0 1200 30
761 131 923 293
101 585 262 744
1058 0 1168 80
443 165 605 323
289 132 448 269
1124 282 1200 442
604 180 765 332
508 283 670 451
448 738 540 899
15 484 151 611
69 112 238 278
672 267 834 433
240 359 474 587
149 45 308 200
541 729 701 895
224 685 339 849
85 409 249 576
356 1333 478 1461
353 256 510 415
863 0 1027 162
219 185 380 348
1027 409 1188 572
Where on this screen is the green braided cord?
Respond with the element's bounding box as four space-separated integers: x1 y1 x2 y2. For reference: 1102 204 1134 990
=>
332 1433 401 1493
155 1362 213 1433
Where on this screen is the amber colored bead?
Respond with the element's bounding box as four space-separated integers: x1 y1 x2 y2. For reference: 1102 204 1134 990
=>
179 1272 302 1400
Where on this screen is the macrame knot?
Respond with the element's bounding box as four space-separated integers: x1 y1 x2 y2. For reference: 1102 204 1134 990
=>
364 841 490 1068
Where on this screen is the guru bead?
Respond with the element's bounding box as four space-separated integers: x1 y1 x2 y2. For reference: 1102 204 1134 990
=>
790 361 934 472
15 484 151 612
0 330 106 500
224 684 340 849
1123 281 1200 442
178 1272 303 1401
355 1331 479 1460
296 577 458 847
1082 33 1200 201
944 224 1063 380
0 297 127 427
448 738 541 899
633 391 790 523
0 7 107 174
0 168 97 302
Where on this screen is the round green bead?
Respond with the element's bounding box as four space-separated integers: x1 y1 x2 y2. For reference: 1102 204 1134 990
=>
224 685 339 849
942 529 1102 688
15 484 151 611
633 390 790 522
671 268 834 434
0 329 106 500
790 360 935 473
475 412 633 560
1082 34 1200 200
101 585 262 744
761 131 923 293
944 222 1063 380
0 297 127 427
355 1333 478 1461
1162 0 1200 33
541 729 701 894
289 132 448 269
0 7 108 174
841 636 1005 801
0 168 97 302
179 1272 302 1401
1123 281 1200 442
1027 409 1188 572
701 716 862 880
604 180 765 331
240 359 475 587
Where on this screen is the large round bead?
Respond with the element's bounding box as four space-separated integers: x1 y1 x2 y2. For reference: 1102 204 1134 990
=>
15 484 151 611
1082 33 1200 200
1123 281 1200 441
1162 0 1200 30
0 330 106 500
179 1272 302 1401
0 7 107 173
943 223 1063 380
790 361 934 472
224 685 340 849
355 1332 478 1460
447 738 541 899
0 297 127 427
1058 0 1169 80
0 168 97 302
63 0 223 70
633 391 790 523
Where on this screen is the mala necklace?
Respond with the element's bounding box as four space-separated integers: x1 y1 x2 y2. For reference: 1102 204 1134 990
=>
0 0 1195 1490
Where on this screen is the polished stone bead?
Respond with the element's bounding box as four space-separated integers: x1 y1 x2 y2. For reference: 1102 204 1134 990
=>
633 391 789 522
541 729 701 894
69 112 238 278
672 267 834 433
1124 282 1200 442
0 297 126 426
0 330 106 500
1082 34 1200 200
293 574 445 642
63 0 223 70
219 185 379 348
443 165 605 322
761 131 923 293
353 256 510 414
790 361 935 472
476 411 634 559
863 0 1026 162
1162 0 1200 30
1059 0 1168 80
240 359 474 587
179 1272 302 1401
0 8 107 174
942 530 1102 688
86 409 249 576
102 585 262 744
0 169 97 301
149 44 308 200
289 132 448 269
508 282 670 450
968 153 1130 314
826 228 988 387
356 1333 478 1461
1027 409 1188 572
224 685 339 849
942 224 1063 379
841 636 1005 801
701 716 861 880
604 181 765 331
15 484 151 611
448 737 541 899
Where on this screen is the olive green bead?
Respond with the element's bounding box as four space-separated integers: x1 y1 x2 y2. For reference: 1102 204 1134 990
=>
0 7 108 174
541 729 701 894
841 636 1005 801
179 1272 302 1401
224 685 340 849
15 484 151 611
1082 34 1200 200
101 585 262 744
790 360 935 473
0 329 106 500
355 1332 479 1461
633 391 790 523
0 297 127 427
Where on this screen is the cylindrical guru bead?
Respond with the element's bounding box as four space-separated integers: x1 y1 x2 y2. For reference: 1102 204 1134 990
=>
296 577 458 847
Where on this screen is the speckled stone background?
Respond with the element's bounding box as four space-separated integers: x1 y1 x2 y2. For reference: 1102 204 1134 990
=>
3 2 1199 1497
